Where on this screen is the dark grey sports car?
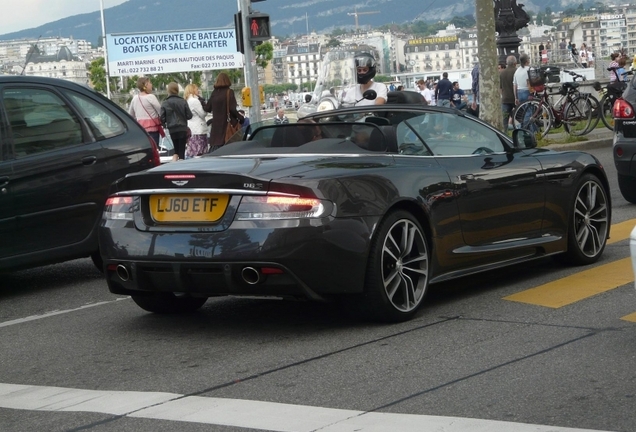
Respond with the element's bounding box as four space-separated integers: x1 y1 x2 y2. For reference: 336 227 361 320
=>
98 93 611 322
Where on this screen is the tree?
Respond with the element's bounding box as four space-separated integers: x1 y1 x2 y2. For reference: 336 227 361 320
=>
88 57 118 95
474 0 500 130
254 42 274 69
326 38 341 48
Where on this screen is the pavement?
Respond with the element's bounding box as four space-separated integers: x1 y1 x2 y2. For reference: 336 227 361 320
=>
544 125 613 151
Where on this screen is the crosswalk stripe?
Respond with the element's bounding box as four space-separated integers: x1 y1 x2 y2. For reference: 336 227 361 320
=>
503 257 633 308
0 383 610 432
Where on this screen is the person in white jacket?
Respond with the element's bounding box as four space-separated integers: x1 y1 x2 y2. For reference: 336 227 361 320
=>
184 84 210 158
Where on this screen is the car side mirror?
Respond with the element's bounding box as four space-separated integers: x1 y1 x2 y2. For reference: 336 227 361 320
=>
512 129 537 149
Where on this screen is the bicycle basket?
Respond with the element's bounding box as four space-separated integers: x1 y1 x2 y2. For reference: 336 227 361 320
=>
608 81 626 97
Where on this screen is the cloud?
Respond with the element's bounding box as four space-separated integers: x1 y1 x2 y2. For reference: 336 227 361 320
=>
0 0 127 35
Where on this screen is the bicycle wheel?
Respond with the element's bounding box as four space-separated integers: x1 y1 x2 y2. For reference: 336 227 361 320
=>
599 94 615 131
513 100 553 139
586 94 601 133
563 96 593 136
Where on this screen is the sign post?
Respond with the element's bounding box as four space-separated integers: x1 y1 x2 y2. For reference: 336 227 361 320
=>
238 0 265 123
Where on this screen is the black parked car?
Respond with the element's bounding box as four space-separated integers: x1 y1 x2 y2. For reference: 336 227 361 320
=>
0 76 160 272
612 74 636 203
99 92 611 322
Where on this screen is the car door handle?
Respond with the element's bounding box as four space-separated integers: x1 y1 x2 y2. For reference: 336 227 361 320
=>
81 156 98 165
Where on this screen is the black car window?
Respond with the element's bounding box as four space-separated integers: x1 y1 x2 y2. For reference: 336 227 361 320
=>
63 90 125 141
3 88 83 158
396 112 504 156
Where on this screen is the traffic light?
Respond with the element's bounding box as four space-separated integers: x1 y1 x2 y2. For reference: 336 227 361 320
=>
247 13 270 42
242 87 252 107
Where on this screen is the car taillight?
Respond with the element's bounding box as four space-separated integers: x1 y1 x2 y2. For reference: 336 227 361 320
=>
613 98 634 119
236 195 333 220
104 196 135 220
148 136 161 166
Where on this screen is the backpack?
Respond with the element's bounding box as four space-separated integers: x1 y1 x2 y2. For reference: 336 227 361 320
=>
528 67 546 91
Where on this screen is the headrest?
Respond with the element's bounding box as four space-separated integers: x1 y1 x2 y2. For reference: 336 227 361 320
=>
387 91 425 105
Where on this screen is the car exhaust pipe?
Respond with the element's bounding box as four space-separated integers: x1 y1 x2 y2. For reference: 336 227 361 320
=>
241 267 262 285
116 264 130 282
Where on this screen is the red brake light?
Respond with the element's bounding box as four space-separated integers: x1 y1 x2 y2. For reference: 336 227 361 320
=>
105 196 133 206
148 135 161 166
613 98 634 119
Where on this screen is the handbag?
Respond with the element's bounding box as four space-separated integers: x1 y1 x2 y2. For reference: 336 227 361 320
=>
137 94 164 137
224 89 242 144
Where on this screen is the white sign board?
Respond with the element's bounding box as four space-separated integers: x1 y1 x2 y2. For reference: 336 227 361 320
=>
106 28 243 77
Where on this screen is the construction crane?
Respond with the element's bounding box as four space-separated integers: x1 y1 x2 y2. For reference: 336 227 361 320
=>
347 7 380 31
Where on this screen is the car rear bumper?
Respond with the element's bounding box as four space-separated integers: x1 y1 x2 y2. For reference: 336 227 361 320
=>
99 217 378 300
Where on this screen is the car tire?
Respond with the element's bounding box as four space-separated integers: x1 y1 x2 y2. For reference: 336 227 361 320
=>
361 210 429 322
618 173 636 204
560 173 609 265
131 293 208 314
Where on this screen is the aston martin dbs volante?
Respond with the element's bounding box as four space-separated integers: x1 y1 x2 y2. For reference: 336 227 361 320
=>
98 91 611 322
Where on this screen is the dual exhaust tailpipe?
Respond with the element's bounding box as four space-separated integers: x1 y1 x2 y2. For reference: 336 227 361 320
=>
116 264 274 285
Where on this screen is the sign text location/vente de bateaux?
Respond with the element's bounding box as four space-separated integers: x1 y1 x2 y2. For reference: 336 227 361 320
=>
106 28 243 77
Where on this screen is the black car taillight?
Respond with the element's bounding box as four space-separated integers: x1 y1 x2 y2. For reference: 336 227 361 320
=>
104 196 135 220
613 98 635 119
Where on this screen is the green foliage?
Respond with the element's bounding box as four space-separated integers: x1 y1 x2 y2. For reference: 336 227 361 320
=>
326 38 341 47
374 75 393 83
449 15 476 28
255 42 274 69
88 57 118 95
263 83 299 94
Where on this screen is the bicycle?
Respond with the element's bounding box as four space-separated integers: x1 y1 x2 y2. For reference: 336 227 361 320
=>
595 67 632 130
512 69 595 139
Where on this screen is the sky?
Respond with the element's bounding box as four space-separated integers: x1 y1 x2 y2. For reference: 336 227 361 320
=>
0 0 128 35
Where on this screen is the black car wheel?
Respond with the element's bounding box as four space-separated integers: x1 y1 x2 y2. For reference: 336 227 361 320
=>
562 174 609 265
617 173 636 204
362 210 429 322
131 293 208 314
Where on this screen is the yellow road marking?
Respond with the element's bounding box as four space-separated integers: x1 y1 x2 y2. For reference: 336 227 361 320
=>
622 311 636 322
504 220 636 309
608 219 636 245
504 258 633 308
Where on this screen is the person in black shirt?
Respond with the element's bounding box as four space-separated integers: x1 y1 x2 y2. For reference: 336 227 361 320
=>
435 72 453 107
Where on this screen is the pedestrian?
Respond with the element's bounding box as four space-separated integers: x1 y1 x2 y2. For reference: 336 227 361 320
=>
580 43 588 68
435 72 453 107
450 81 467 110
183 84 209 159
340 51 388 106
538 42 545 63
274 108 289 124
128 77 162 146
204 72 244 151
609 52 620 82
416 79 432 105
570 43 578 65
238 109 250 135
513 53 531 106
500 55 517 131
161 82 192 161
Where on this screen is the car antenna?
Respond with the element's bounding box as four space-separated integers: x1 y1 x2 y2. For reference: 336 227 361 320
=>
21 35 42 76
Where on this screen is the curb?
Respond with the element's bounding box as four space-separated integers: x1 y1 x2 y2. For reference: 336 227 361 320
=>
544 133 613 151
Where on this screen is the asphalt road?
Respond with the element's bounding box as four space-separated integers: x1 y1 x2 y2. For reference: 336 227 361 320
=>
0 144 634 432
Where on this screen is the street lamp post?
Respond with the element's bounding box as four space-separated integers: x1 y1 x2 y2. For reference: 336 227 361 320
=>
99 0 111 99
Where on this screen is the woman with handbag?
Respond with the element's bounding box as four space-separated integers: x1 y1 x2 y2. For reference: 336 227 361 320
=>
128 77 163 146
160 82 192 161
205 72 244 152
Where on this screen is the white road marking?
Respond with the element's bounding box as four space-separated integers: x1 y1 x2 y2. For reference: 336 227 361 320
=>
0 383 612 432
0 298 128 328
